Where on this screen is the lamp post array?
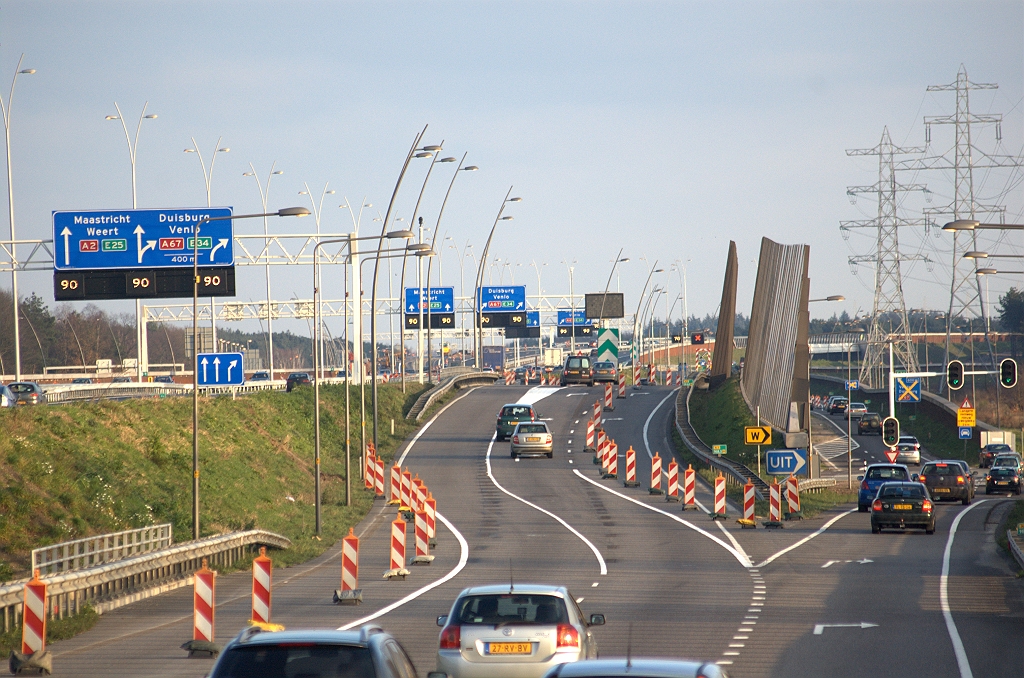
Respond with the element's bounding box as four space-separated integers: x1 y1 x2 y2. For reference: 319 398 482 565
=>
474 190 522 368
243 163 285 379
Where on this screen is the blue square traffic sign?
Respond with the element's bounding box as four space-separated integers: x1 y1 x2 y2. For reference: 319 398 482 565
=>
197 352 244 386
958 427 972 440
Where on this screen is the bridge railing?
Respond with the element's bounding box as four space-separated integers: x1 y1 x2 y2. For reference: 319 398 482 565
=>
32 524 173 575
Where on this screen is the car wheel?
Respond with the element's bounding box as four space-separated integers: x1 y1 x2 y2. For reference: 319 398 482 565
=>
546 451 553 459
962 496 970 506
871 525 880 534
511 450 517 459
926 527 935 534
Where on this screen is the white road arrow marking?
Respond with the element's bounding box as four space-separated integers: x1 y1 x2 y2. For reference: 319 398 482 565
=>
822 560 839 568
857 558 873 564
813 623 878 635
200 357 209 383
60 227 72 266
227 360 237 383
213 356 221 382
209 238 228 261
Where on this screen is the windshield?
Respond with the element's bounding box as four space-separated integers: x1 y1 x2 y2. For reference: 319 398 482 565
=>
867 467 908 481
211 643 374 678
991 468 1017 478
566 358 590 369
921 464 958 475
501 406 533 418
454 594 568 625
986 444 1012 452
516 424 547 434
9 384 35 393
879 484 925 499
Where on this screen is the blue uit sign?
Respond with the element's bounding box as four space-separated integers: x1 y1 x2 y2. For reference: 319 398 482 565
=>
766 449 808 476
197 352 244 386
54 208 234 270
404 287 454 314
557 310 590 326
478 286 526 311
526 311 540 327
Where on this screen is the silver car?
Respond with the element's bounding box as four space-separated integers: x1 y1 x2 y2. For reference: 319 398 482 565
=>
895 435 921 465
543 658 729 678
436 584 604 678
511 422 554 459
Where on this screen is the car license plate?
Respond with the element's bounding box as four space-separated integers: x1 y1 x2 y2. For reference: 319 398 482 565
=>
997 481 1008 485
487 642 532 655
934 488 950 493
527 437 540 442
894 504 913 510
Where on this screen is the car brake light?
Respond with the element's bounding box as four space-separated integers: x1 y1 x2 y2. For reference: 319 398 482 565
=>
918 475 926 483
439 625 461 649
956 476 965 485
512 435 519 444
545 434 552 443
871 499 883 512
985 475 992 481
556 624 579 649
936 463 947 468
861 480 869 491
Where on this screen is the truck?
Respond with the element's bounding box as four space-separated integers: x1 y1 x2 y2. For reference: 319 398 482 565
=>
980 430 1017 450
482 345 505 371
543 347 563 368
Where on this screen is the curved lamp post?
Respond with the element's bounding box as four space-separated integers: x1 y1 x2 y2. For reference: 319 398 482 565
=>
192 207 310 540
474 189 522 367
631 263 663 368
185 137 230 351
243 163 285 379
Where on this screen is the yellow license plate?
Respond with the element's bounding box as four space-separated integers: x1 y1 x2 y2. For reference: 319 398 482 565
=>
527 437 540 442
934 488 950 493
997 481 1008 485
893 504 913 510
488 642 532 655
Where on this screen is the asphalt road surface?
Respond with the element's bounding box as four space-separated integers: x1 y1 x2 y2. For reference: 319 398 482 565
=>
48 383 1024 677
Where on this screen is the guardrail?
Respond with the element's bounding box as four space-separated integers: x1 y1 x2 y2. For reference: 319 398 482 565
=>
33 524 173 575
1 529 290 633
407 371 502 420
1008 530 1024 571
798 478 838 493
673 379 769 499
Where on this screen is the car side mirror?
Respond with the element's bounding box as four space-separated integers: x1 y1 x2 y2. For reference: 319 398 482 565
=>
436 615 447 627
911 474 919 482
588 614 606 626
856 475 864 481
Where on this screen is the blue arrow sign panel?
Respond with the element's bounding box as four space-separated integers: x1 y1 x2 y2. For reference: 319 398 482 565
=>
895 377 922 402
197 352 244 386
53 208 234 270
478 286 526 311
766 449 808 476
958 426 972 440
526 310 540 327
557 310 591 326
845 379 859 390
404 286 455 314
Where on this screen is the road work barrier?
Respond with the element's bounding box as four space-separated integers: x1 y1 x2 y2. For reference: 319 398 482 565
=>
624 446 639 487
505 371 514 385
675 370 682 387
385 516 409 580
604 382 614 411
389 464 402 505
618 372 626 398
374 457 385 498
650 453 663 495
743 483 756 525
666 461 680 501
365 452 376 490
682 464 696 510
425 493 437 547
10 571 51 675
412 510 434 565
595 429 607 464
334 528 362 604
586 419 596 450
603 441 618 479
412 476 426 513
712 474 727 520
594 399 603 425
766 481 783 528
250 547 272 623
400 469 413 511
786 475 802 519
186 558 216 658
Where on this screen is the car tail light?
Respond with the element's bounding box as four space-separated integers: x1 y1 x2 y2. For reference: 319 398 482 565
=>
985 475 992 481
512 435 519 444
861 480 869 491
922 499 933 512
439 625 461 649
956 476 965 485
545 434 552 444
936 463 947 468
918 475 926 483
556 624 579 649
871 499 883 512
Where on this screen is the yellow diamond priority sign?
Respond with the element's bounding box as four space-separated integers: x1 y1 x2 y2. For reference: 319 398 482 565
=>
744 426 772 445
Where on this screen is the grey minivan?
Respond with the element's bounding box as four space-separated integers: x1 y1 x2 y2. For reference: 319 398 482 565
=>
559 356 593 387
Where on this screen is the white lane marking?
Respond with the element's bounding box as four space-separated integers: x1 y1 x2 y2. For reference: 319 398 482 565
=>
338 510 469 630
942 500 986 678
592 582 599 587
575 420 580 424
488 433 607 575
397 386 478 467
574 469 751 567
753 509 858 568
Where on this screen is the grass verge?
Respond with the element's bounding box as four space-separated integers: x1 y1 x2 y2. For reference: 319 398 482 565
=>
996 500 1024 572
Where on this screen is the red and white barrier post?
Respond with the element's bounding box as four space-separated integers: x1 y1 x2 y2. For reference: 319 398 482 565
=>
505 371 514 385
334 527 362 603
400 469 413 511
411 475 425 512
364 451 376 490
682 464 696 510
624 446 639 487
617 372 625 398
785 475 802 519
766 481 783 528
603 441 618 479
21 570 46 658
251 547 272 623
193 558 216 643
425 492 437 547
675 369 682 386
711 473 727 520
649 453 663 495
585 419 596 450
412 509 434 565
374 456 385 498
388 464 402 505
666 460 680 501
594 399 603 425
742 482 756 527
594 429 606 465
604 382 614 411
385 515 409 579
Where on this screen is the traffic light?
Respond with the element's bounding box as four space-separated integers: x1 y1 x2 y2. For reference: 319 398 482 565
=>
881 416 900 447
691 333 705 345
1000 358 1017 388
946 360 964 391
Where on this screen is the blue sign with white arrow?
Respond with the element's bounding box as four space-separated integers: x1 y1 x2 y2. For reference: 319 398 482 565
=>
197 352 244 386
404 287 454 314
53 208 234 270
478 286 526 311
766 448 808 476
557 310 590 326
526 310 540 327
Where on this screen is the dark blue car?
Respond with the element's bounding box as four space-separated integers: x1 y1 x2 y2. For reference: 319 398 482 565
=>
858 463 910 512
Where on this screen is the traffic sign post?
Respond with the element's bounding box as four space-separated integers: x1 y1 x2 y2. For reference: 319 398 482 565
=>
712 444 727 456
895 377 922 402
957 396 976 428
196 352 244 386
958 427 972 440
404 287 454 314
744 426 772 445
557 310 590 326
478 286 526 312
845 379 859 390
766 449 808 476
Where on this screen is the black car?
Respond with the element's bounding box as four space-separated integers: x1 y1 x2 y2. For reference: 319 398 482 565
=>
7 382 46 405
870 481 935 534
208 625 417 678
560 356 594 387
286 372 312 392
980 443 1013 468
917 460 973 505
250 371 272 382
858 413 881 435
985 466 1022 494
828 397 848 415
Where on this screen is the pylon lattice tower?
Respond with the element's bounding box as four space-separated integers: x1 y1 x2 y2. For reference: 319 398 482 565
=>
842 127 929 388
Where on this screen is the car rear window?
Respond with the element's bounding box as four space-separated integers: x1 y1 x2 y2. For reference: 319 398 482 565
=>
921 464 958 475
991 468 1017 478
879 485 925 499
986 444 1012 452
867 467 908 481
501 406 533 418
994 456 1019 465
9 384 35 393
454 594 568 625
516 424 547 434
211 643 374 678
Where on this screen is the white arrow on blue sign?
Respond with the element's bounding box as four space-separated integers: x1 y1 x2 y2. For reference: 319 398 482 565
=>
404 287 454 314
197 352 244 386
958 427 972 440
766 449 808 476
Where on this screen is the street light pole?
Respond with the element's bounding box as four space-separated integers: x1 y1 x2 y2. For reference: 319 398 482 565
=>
184 137 229 351
474 189 521 368
243 163 285 379
631 262 663 371
192 207 310 540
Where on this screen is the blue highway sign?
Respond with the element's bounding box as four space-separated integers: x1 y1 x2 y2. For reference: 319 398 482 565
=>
197 352 244 386
958 427 972 440
526 310 540 327
478 285 526 311
766 448 808 476
845 379 859 390
895 377 922 402
557 310 590 326
404 286 454 314
53 208 234 270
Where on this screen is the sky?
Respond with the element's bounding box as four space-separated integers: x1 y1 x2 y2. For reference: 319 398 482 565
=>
1 0 1022 338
